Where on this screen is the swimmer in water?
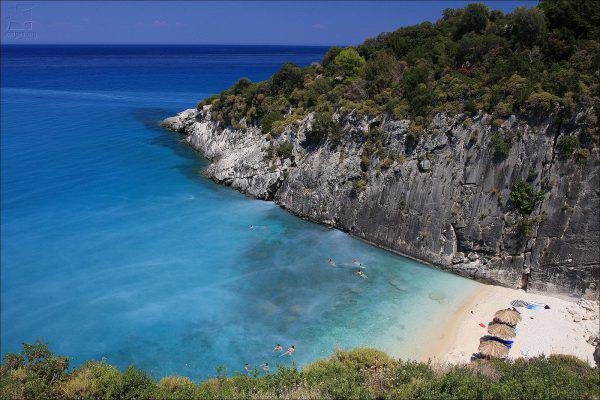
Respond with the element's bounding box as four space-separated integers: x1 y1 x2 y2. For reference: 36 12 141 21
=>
262 362 269 372
283 345 296 356
243 363 249 372
328 258 335 265
273 344 283 352
355 269 367 279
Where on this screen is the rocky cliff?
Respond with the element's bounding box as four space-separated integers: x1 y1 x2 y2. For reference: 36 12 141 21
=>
162 106 599 298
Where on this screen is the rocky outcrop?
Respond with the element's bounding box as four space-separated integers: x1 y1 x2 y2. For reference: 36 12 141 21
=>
162 106 599 298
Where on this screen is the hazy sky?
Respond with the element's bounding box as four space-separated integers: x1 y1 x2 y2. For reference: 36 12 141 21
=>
2 1 537 46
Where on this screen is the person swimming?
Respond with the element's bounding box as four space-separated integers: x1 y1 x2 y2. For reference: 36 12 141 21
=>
262 362 269 372
283 345 296 356
243 363 249 372
355 269 367 278
273 344 283 352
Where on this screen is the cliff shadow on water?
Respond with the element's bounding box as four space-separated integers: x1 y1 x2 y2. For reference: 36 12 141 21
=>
132 108 211 183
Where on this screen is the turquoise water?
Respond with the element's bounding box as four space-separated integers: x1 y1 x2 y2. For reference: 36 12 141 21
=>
1 45 479 378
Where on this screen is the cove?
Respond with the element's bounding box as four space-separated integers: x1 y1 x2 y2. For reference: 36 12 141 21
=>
1 45 479 378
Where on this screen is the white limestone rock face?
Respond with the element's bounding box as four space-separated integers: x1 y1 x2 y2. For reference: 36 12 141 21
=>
162 106 599 298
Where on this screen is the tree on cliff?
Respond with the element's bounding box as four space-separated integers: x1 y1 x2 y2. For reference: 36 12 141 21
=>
198 0 598 155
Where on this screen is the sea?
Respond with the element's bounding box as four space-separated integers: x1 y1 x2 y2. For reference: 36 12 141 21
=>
0 45 479 378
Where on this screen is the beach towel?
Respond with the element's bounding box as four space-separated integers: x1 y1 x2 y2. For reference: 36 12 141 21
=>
511 299 546 310
483 336 514 348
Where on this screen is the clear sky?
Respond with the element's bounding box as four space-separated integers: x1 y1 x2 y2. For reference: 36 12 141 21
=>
2 1 538 46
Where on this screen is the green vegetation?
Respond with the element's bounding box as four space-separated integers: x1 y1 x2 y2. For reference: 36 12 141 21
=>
197 0 599 165
510 181 545 215
557 135 580 159
519 215 544 237
491 132 511 160
2 342 599 399
274 142 293 159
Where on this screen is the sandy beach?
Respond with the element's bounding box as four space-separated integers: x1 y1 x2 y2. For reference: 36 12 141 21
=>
423 285 599 366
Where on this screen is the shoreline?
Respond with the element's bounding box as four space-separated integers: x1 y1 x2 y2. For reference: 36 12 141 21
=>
162 117 599 366
422 284 599 366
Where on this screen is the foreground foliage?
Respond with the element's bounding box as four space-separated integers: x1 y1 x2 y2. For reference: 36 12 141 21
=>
197 0 598 156
1 341 599 399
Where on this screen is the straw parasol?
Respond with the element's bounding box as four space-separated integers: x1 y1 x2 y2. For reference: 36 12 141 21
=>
493 309 522 326
487 323 516 340
478 339 509 358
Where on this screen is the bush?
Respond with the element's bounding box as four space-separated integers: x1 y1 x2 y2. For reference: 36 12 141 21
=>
354 179 367 191
455 3 490 38
526 91 561 113
557 135 580 159
274 142 293 159
261 111 283 134
491 133 511 160
322 46 343 69
509 6 547 45
271 62 304 94
333 47 366 77
304 111 340 149
519 215 543 237
510 181 545 214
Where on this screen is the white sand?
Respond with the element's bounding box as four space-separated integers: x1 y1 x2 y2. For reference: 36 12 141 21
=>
422 284 599 366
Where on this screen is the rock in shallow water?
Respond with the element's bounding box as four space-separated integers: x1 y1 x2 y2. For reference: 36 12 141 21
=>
428 292 446 303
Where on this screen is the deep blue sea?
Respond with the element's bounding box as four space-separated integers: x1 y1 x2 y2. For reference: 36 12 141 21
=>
1 45 479 378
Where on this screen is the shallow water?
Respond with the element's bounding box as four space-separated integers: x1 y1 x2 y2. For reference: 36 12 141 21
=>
1 45 479 378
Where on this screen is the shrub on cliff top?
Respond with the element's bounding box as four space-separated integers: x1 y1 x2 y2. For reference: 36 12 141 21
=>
332 47 366 77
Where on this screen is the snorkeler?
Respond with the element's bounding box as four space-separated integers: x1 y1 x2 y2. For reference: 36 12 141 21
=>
273 344 283 352
283 345 296 356
355 269 367 279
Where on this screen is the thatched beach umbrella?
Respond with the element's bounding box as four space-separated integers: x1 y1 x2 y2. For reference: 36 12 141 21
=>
478 339 509 358
487 323 516 340
493 309 522 326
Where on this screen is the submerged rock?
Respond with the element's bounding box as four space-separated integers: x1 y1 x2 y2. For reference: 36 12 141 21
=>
428 292 446 303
